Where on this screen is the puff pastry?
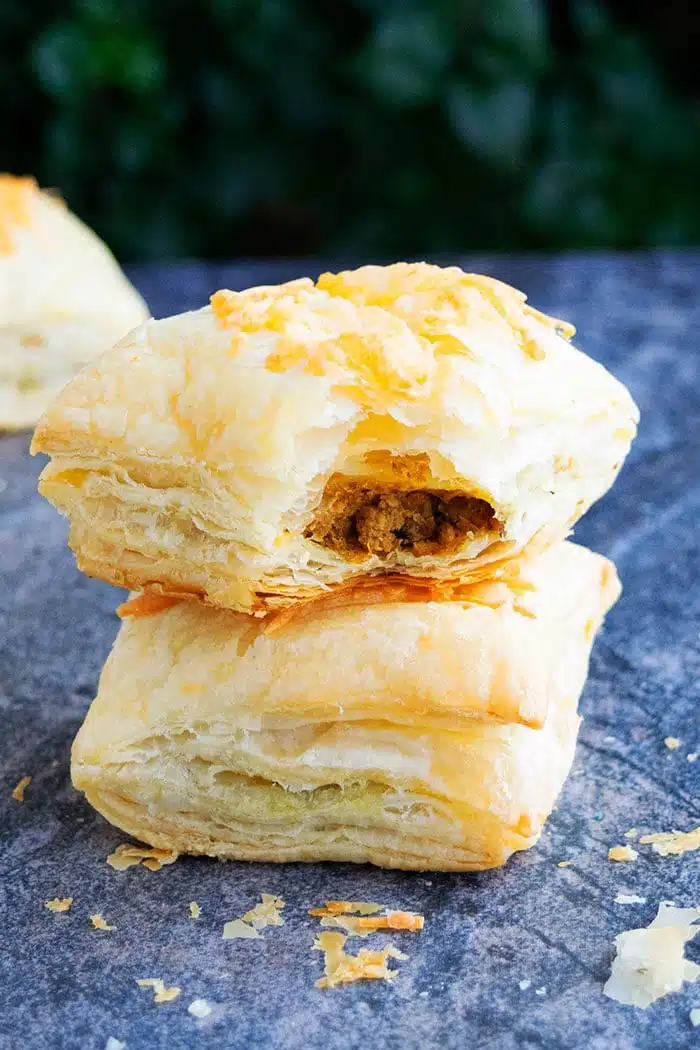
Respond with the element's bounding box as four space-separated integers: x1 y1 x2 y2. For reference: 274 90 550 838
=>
71 542 620 871
0 175 148 429
33 262 637 612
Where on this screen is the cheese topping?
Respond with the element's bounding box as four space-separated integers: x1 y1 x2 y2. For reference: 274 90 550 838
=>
0 175 36 254
210 263 575 405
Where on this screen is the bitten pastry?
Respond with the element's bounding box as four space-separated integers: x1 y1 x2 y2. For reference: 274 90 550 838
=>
0 174 148 429
72 542 620 871
33 262 637 613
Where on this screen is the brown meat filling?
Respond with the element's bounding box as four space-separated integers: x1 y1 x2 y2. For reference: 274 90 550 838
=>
305 483 498 558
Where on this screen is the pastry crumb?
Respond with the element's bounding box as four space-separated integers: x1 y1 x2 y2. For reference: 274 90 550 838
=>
223 893 285 939
603 736 616 743
137 978 181 1004
189 901 201 920
615 893 647 905
107 844 178 872
313 931 408 989
518 979 531 990
310 902 424 938
687 753 698 763
11 775 31 802
557 860 573 868
639 827 700 857
242 893 285 930
90 913 115 931
664 736 681 750
603 902 700 1008
105 1039 125 1050
624 828 639 840
535 986 547 996
45 897 73 913
188 999 212 1018
609 845 638 863
690 1008 700 1027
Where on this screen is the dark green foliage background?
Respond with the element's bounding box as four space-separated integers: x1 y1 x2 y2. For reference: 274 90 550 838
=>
2 0 699 260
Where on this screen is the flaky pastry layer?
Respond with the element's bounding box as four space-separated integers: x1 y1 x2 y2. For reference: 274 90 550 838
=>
33 262 637 611
72 542 620 870
0 175 148 429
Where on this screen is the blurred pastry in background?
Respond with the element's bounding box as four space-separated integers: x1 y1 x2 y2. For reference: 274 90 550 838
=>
0 174 148 430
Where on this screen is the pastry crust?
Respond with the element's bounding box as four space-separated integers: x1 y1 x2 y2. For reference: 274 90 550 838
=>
72 542 620 871
0 175 148 429
33 263 637 612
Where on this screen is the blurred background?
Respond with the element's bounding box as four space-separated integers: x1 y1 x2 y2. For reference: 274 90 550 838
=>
2 0 699 262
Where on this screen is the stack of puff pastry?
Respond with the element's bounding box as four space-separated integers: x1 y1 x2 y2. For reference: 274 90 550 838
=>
32 263 638 871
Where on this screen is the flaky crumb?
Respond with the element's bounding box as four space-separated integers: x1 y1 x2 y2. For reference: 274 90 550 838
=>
90 913 115 931
45 897 73 913
105 1039 125 1050
242 893 285 930
11 776 31 802
690 1008 700 1027
519 980 531 990
615 894 647 905
137 978 181 1004
313 931 408 989
222 919 259 940
624 828 639 840
639 827 700 857
687 753 698 763
664 737 681 750
188 999 212 1018
309 901 382 917
603 902 700 1008
557 860 573 868
609 845 638 863
189 901 201 920
107 844 178 872
535 987 547 996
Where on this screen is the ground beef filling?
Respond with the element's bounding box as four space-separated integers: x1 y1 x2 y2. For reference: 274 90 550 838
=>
305 484 498 558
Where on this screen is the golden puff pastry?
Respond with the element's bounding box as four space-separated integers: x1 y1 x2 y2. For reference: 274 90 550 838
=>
72 542 620 871
0 175 148 429
33 262 637 613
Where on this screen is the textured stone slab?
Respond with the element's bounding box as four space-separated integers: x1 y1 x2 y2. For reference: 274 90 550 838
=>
1 254 698 1050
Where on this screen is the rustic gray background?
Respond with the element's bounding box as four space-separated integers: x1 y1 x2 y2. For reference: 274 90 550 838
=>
1 254 699 1050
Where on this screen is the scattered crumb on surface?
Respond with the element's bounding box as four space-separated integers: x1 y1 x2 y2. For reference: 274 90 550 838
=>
242 893 285 930
188 999 212 1018
557 860 573 868
519 980 531 991
136 979 181 1004
105 1039 125 1050
687 753 698 763
222 919 260 940
11 775 31 802
107 844 179 872
603 902 700 1008
624 829 639 840
90 913 115 931
639 827 700 857
310 903 424 938
189 901 201 920
223 893 285 939
535 987 547 996
664 737 681 750
45 898 73 913
609 845 639 863
615 894 647 905
603 736 616 743
313 931 408 989
690 1008 700 1027
309 901 382 917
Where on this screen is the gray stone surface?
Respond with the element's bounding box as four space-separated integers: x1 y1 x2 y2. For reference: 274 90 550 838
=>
1 254 699 1050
